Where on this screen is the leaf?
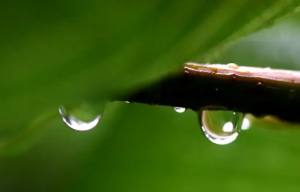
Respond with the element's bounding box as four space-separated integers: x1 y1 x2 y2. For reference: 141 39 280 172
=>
219 15 300 70
2 1 300 189
1 0 300 151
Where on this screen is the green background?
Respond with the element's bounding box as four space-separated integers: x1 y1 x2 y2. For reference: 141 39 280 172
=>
1 0 300 191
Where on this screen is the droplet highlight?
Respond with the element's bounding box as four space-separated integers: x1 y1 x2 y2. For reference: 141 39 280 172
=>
174 107 186 113
58 106 103 131
198 110 244 145
125 101 130 104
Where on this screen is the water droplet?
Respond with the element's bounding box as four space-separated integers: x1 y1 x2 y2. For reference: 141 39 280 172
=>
232 74 237 81
198 110 244 145
58 104 104 131
241 117 251 130
257 82 263 87
125 101 130 104
227 63 239 69
265 67 271 70
174 107 186 113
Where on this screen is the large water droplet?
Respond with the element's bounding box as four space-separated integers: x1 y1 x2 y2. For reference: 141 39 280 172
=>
198 110 244 145
58 103 104 131
174 107 186 113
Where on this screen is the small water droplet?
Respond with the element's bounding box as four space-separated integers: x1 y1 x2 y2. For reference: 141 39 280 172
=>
232 74 237 81
174 107 186 113
241 117 250 130
197 110 244 145
58 105 104 131
227 63 239 69
125 101 130 104
265 67 271 70
257 82 263 87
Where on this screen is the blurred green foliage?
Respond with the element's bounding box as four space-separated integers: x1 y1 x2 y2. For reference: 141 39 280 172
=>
1 0 300 191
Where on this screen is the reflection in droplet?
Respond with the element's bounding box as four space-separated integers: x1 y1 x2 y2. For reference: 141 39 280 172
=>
125 101 130 104
222 122 234 132
58 107 102 131
174 107 186 113
198 110 244 145
241 118 251 130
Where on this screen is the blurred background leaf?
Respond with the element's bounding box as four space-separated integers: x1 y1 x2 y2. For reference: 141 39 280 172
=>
1 0 300 191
